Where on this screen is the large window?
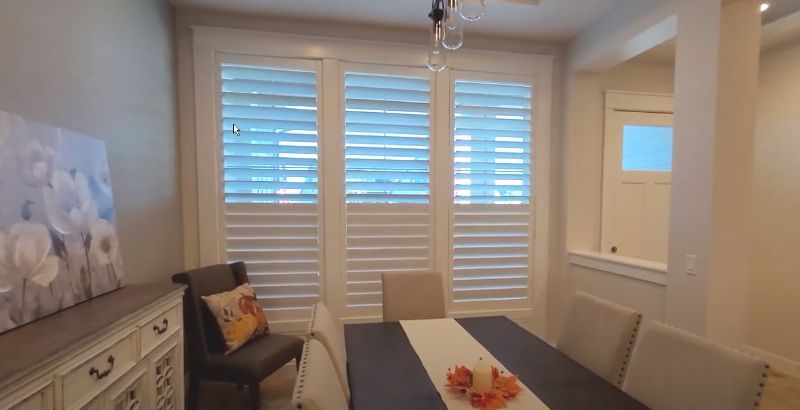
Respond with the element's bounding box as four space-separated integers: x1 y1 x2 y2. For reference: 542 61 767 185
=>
343 68 433 316
451 76 533 310
193 35 552 331
220 60 322 325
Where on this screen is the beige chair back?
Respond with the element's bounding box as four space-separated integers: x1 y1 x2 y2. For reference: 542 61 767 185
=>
291 339 349 410
307 303 349 400
623 321 769 410
556 292 642 385
381 271 446 322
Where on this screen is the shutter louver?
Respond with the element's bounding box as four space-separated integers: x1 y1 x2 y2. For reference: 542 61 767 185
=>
344 71 432 314
221 63 321 324
452 79 533 308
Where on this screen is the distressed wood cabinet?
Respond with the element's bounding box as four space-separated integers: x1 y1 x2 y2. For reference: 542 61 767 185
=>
0 284 185 410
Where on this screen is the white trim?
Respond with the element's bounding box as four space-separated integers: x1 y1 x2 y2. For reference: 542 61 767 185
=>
746 346 800 378
568 250 667 286
191 26 554 76
605 90 674 114
193 46 222 265
320 58 342 316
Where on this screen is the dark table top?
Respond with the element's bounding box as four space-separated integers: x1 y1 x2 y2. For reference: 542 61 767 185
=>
345 316 648 410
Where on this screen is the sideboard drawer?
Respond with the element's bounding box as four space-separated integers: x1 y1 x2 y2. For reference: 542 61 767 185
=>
140 303 182 357
9 386 52 410
60 330 138 409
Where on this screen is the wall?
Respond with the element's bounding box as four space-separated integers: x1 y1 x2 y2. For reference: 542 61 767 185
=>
553 59 674 337
748 39 800 367
174 7 564 269
0 0 182 284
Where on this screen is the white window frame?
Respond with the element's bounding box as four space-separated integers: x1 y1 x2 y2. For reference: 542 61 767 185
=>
447 70 537 316
190 26 554 330
340 62 438 319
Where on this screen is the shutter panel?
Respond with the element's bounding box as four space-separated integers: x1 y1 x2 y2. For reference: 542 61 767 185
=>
221 63 321 324
344 71 432 315
452 79 533 309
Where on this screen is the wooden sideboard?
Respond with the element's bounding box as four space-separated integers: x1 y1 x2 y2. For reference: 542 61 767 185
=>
0 284 186 410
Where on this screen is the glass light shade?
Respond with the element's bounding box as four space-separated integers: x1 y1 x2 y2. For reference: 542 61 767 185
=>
427 48 447 72
442 15 464 50
459 0 485 21
446 0 460 29
427 20 447 72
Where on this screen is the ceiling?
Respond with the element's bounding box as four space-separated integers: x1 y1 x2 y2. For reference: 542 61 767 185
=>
631 1 800 66
169 0 627 41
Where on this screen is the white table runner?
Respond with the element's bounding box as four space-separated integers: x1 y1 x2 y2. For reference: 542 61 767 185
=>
400 318 549 409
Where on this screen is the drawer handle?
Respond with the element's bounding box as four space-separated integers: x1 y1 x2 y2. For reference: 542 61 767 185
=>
153 318 169 335
89 355 115 380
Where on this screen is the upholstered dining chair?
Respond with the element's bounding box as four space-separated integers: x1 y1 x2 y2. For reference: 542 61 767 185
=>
306 303 350 400
172 262 304 410
556 292 642 386
622 321 769 410
381 271 446 322
292 339 350 410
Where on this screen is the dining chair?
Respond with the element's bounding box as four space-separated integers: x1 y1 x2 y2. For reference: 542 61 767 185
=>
622 321 769 410
381 271 446 322
306 302 350 400
292 339 350 410
556 292 642 385
172 262 304 410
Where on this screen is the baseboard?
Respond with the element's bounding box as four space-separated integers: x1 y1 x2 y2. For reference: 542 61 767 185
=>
746 346 800 377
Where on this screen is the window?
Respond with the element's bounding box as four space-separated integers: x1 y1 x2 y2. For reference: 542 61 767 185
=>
451 77 533 309
622 125 673 171
220 61 322 325
343 69 433 315
194 33 553 330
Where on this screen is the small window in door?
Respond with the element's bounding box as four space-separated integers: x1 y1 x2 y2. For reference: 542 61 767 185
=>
621 125 673 171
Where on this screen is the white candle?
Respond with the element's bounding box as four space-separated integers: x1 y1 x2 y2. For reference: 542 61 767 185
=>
472 358 493 393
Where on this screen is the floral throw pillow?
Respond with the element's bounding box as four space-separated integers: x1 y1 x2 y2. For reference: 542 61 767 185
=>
202 283 270 355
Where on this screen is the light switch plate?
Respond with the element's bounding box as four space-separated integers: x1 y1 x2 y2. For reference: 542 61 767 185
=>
686 254 697 275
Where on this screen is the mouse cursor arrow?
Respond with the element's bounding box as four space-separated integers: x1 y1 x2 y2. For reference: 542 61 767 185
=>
232 123 241 136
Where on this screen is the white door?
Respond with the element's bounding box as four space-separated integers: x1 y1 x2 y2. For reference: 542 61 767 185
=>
601 110 673 262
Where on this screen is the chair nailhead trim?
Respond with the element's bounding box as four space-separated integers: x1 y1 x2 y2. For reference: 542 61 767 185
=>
617 314 643 387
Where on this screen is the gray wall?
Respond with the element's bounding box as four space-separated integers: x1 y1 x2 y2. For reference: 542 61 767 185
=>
0 0 183 284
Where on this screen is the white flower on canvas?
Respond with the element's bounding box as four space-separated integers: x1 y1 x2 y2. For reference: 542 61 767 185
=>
89 219 120 273
43 170 98 235
0 222 60 288
19 138 55 188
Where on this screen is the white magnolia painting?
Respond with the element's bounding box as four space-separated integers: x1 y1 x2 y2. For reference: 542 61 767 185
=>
0 110 124 334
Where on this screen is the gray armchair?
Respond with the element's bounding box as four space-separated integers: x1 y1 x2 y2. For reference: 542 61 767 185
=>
172 262 303 410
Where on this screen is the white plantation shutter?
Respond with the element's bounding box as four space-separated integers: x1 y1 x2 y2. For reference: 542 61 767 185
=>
452 78 533 309
343 70 432 314
220 62 321 325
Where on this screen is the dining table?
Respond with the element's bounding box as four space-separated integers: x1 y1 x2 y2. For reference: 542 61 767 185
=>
345 315 648 410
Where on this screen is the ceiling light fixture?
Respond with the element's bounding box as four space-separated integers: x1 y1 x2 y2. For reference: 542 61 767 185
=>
760 2 770 12
427 0 447 72
427 0 488 71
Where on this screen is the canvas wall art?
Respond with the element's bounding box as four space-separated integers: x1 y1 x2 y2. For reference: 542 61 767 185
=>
0 110 124 334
